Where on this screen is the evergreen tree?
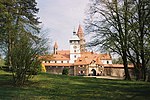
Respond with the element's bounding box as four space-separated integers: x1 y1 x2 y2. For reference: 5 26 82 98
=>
0 0 48 86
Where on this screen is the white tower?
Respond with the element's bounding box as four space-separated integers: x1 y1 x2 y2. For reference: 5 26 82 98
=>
69 31 81 63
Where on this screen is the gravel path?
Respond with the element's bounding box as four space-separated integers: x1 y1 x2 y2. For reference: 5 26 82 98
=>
84 76 124 80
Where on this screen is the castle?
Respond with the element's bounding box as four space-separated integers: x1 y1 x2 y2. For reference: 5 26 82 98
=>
41 25 134 77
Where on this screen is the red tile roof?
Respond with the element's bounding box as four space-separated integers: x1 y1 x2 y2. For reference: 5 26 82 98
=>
44 63 73 67
57 50 70 55
104 64 134 68
40 51 112 66
74 57 88 65
74 52 104 65
39 55 53 60
53 50 70 60
99 53 112 60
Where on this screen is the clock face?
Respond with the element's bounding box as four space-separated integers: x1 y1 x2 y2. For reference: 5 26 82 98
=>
73 45 77 49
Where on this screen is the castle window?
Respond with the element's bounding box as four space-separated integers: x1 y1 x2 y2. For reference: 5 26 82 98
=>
67 61 69 63
61 61 63 63
74 55 76 58
107 61 109 64
55 61 57 63
74 50 76 53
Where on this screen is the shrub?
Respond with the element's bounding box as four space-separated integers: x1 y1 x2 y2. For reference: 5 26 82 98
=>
10 34 47 86
62 68 69 75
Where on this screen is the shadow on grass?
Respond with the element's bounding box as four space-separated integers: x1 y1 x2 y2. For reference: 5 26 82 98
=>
0 72 12 86
0 72 150 100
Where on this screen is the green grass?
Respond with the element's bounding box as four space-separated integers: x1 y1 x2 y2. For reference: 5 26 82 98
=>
0 70 150 100
0 59 5 66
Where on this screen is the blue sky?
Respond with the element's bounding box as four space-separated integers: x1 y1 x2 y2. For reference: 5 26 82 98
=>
37 0 89 50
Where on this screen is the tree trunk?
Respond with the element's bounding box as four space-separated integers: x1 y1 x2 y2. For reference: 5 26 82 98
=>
148 72 150 82
137 0 147 81
141 53 146 81
122 51 131 80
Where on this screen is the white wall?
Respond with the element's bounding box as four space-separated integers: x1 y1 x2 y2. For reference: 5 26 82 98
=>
69 53 81 63
101 60 112 64
70 40 81 63
43 60 69 63
70 44 80 53
50 61 55 63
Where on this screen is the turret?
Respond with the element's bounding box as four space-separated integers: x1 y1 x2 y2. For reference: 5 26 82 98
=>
77 24 85 52
54 42 58 54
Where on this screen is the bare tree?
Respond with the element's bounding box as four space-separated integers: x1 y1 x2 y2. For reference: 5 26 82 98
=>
85 0 150 81
126 0 150 81
85 0 134 80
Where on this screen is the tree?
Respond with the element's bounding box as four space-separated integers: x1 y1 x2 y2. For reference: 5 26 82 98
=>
124 0 150 81
0 0 40 66
85 0 150 81
0 0 48 86
133 0 150 81
11 32 47 86
112 57 132 64
85 0 131 80
147 60 150 82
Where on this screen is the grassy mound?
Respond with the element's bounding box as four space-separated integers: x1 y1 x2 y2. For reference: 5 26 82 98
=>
0 70 150 100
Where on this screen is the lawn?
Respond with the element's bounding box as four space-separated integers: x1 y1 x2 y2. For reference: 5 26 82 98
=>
0 70 150 100
0 59 5 66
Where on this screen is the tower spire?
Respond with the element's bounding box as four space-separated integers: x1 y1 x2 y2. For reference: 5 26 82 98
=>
77 24 85 52
54 42 58 54
77 25 83 35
